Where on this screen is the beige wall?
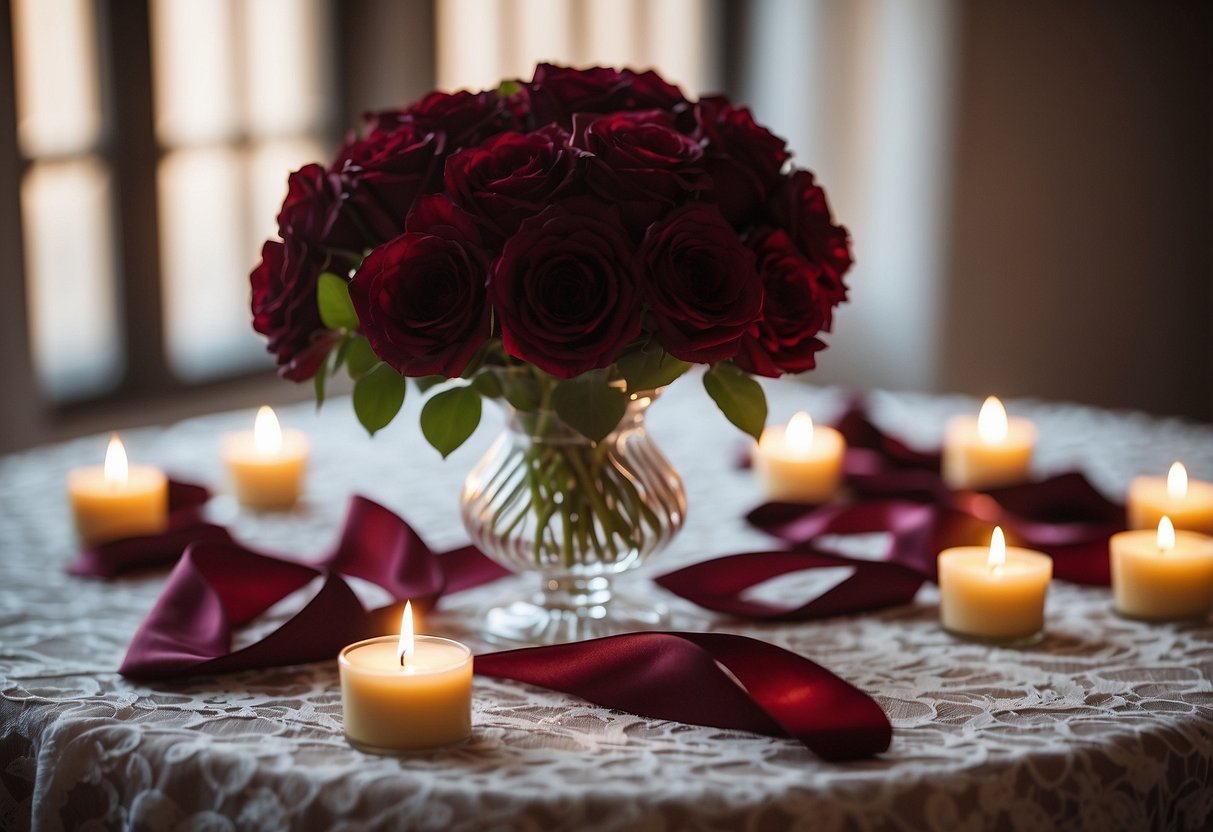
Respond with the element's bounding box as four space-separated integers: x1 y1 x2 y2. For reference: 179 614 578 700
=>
939 1 1211 420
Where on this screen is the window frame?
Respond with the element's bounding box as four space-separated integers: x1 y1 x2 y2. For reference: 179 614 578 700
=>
0 0 370 452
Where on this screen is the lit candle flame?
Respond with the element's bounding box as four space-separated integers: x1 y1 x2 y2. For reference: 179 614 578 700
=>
1167 462 1187 500
977 396 1008 444
104 434 128 486
785 411 815 455
398 600 415 666
1157 516 1175 553
988 526 1006 572
253 406 282 455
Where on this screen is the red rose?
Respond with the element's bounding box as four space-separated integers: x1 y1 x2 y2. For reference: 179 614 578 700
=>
639 203 762 363
573 110 709 232
276 163 364 252
526 63 686 129
405 194 484 244
250 239 339 381
734 228 830 377
621 69 688 111
333 124 444 245
348 228 490 378
694 96 790 228
490 202 641 378
444 126 580 243
366 89 515 151
770 169 852 309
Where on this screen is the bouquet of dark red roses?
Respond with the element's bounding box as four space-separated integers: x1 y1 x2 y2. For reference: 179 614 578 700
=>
251 63 852 456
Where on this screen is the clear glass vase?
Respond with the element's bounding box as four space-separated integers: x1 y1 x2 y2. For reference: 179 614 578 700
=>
460 391 686 645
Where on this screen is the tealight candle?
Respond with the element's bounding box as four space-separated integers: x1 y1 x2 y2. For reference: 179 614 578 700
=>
753 411 846 503
938 527 1053 642
339 602 473 754
221 406 309 509
941 396 1036 491
1110 516 1213 621
68 434 169 546
1126 462 1213 535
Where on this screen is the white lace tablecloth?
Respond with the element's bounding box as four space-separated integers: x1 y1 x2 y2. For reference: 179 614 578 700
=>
3 378 1212 831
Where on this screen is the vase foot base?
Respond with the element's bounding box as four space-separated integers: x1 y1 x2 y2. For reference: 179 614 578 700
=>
481 591 671 646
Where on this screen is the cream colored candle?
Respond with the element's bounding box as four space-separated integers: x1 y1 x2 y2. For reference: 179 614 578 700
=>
68 434 168 546
1126 462 1213 535
1110 516 1213 621
221 406 309 509
942 396 1036 491
339 603 473 753
753 411 846 503
938 527 1053 641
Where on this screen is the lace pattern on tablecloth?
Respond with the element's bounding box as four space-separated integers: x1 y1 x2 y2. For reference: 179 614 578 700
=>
2 380 1212 831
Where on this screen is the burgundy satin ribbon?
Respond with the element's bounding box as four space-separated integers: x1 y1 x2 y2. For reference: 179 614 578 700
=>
119 497 892 759
747 473 1123 583
664 403 1124 619
476 631 892 761
119 496 507 679
656 548 927 620
834 399 942 472
68 480 232 579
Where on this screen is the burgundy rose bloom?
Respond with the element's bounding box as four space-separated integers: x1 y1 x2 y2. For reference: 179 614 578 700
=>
639 203 762 363
405 193 483 244
348 229 490 378
769 169 853 310
332 124 444 245
366 89 515 151
694 96 790 228
622 69 688 111
490 202 641 378
573 110 710 232
276 163 364 252
444 126 580 242
526 63 687 129
734 227 830 377
250 239 339 381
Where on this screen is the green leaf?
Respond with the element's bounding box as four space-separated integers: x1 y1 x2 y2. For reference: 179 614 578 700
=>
353 362 406 436
498 370 542 412
330 336 349 373
317 272 360 331
313 363 327 410
470 371 503 399
551 371 628 443
615 347 691 393
498 79 521 97
344 336 379 379
703 362 768 440
420 385 482 458
414 375 446 393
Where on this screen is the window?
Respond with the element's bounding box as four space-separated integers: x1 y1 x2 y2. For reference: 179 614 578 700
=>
13 0 118 401
11 0 335 404
152 0 331 381
435 0 716 98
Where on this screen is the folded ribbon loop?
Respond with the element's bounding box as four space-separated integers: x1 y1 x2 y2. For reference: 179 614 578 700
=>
655 549 927 620
119 545 372 679
120 496 506 680
475 631 892 761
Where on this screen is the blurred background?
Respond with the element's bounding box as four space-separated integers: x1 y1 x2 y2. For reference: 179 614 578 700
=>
0 0 1208 454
